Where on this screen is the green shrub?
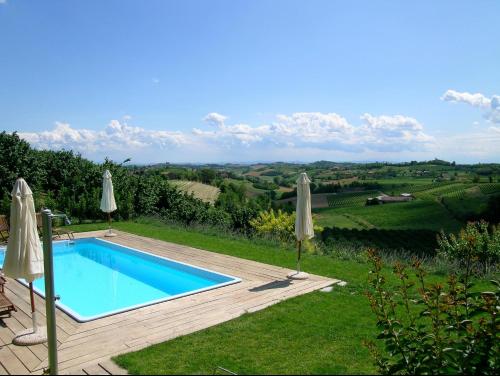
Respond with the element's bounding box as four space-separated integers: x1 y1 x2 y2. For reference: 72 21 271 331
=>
249 209 296 243
0 132 251 231
365 250 499 375
437 221 500 275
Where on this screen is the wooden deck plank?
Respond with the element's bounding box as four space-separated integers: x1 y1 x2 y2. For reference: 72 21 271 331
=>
0 230 336 375
7 344 41 371
0 364 8 375
0 346 30 375
82 364 110 375
98 360 128 375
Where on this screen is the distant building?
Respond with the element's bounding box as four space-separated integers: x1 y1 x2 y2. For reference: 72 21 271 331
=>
366 194 414 205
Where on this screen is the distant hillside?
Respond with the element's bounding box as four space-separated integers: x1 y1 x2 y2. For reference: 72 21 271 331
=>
170 180 220 204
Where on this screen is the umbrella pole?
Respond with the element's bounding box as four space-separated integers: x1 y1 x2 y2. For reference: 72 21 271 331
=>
29 283 37 332
297 241 302 273
42 209 58 374
108 212 111 231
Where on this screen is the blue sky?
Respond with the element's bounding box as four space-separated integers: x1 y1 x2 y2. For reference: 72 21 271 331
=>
1 0 499 164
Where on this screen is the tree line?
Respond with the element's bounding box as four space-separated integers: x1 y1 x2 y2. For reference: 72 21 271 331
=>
0 132 269 232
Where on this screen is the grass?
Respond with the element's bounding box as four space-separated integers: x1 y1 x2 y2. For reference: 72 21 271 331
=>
64 218 494 375
115 288 376 375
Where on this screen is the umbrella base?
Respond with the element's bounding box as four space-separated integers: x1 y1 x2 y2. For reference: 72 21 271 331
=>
13 327 47 346
287 271 309 280
104 230 117 237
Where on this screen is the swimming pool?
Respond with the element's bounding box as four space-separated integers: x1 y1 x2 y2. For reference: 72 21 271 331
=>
0 238 240 322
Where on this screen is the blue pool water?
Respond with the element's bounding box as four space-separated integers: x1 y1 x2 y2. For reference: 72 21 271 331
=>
0 238 240 322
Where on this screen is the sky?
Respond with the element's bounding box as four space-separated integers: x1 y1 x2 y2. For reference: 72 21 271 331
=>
1 0 499 164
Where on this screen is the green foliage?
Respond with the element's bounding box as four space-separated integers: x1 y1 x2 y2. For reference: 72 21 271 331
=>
437 221 500 275
249 208 322 243
0 132 41 196
252 180 279 191
249 209 296 242
483 194 500 224
365 250 500 375
199 168 216 184
0 132 233 229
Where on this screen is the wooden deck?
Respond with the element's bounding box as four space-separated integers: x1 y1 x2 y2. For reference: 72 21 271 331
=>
0 230 338 375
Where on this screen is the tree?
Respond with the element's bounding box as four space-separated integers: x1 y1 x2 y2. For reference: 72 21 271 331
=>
199 168 216 184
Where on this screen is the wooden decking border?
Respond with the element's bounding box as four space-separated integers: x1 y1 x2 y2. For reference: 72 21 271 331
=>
0 230 338 375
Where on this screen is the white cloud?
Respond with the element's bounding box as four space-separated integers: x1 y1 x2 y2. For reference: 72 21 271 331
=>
272 112 354 143
358 114 433 152
442 89 500 124
15 112 453 163
20 120 189 155
435 127 500 160
152 78 160 85
203 112 227 127
441 89 491 108
193 112 433 152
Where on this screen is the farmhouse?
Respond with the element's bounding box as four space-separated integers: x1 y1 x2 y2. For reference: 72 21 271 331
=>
366 193 414 205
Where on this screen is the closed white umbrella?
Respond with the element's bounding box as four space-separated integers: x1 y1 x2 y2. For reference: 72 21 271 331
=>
288 172 314 280
3 178 47 344
100 169 117 237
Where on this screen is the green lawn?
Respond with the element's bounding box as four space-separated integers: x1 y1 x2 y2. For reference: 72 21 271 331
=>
65 219 482 375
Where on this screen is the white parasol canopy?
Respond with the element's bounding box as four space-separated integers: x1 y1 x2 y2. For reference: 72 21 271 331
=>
295 172 314 242
100 169 117 237
288 172 314 280
3 178 44 281
100 170 117 213
3 178 47 344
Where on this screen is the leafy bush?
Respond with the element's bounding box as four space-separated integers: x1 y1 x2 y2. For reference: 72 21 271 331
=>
252 180 279 191
249 208 322 244
437 221 500 275
0 132 237 229
365 250 499 375
249 209 296 242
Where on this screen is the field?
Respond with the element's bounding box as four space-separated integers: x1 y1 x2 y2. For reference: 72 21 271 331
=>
315 199 462 233
441 186 495 220
326 190 380 208
170 180 221 204
150 160 500 240
225 178 269 198
277 193 331 209
313 212 368 229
